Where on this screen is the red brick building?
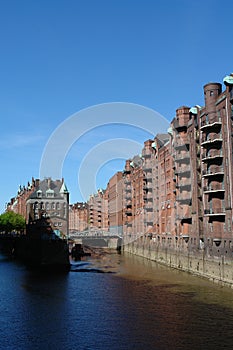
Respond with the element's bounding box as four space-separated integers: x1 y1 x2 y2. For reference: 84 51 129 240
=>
32 72 232 263
107 171 123 235
69 202 88 233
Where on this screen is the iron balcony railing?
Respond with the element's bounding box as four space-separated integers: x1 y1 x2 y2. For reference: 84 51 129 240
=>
202 150 223 161
203 184 225 192
204 207 225 215
201 133 223 145
200 118 221 130
202 167 224 176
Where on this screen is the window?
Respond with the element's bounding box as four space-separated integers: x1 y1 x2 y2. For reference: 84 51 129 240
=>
46 189 54 198
37 190 42 198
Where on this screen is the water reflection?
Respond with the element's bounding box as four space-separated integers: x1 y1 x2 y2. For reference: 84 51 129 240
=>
1 251 233 349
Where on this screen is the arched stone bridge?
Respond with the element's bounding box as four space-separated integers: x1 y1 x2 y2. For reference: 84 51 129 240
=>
69 230 122 250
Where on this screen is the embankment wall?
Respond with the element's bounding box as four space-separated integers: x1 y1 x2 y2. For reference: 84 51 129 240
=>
123 237 233 289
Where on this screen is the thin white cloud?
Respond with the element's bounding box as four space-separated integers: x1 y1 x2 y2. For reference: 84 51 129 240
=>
0 133 44 149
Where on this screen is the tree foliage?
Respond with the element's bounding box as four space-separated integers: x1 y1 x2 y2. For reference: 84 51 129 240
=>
0 211 26 234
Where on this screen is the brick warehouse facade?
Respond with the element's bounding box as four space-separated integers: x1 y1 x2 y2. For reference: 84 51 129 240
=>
69 73 233 277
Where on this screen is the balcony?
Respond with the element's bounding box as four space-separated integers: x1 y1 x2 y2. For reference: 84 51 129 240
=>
146 183 153 190
125 187 131 192
124 179 131 185
203 184 225 194
202 150 223 162
143 167 152 172
200 119 221 131
201 134 223 146
173 119 188 130
202 167 224 177
175 153 190 162
126 211 132 216
145 207 153 212
145 221 154 226
177 165 191 176
144 196 153 202
204 208 225 216
176 195 192 204
143 153 152 159
178 181 192 190
125 194 132 200
146 176 153 182
174 135 190 149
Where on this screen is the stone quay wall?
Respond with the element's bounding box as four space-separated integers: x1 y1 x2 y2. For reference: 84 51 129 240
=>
123 237 233 289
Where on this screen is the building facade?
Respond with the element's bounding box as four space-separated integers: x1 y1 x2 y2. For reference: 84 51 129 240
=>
18 73 230 265
87 189 108 233
107 171 123 235
83 73 233 261
69 202 88 234
26 178 69 238
7 178 70 239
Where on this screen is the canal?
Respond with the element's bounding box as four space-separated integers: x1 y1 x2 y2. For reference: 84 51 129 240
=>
1 251 233 350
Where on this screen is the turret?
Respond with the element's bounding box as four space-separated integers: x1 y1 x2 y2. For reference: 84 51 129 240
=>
203 82 222 112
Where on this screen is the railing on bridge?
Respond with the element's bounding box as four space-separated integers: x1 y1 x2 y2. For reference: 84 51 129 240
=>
69 230 122 239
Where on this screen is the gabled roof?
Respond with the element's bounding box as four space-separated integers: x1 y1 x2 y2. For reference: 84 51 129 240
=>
28 178 68 200
60 182 68 193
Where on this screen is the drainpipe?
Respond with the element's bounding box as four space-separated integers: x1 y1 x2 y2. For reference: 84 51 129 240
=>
226 97 233 211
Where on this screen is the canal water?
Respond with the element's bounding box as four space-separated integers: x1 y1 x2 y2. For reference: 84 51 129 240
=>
1 251 233 350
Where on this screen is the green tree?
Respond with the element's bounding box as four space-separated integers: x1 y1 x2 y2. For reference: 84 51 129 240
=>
0 211 26 234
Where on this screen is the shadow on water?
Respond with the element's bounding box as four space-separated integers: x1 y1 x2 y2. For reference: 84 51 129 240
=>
70 260 116 273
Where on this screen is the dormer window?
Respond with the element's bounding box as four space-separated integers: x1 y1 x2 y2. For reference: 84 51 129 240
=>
37 190 42 198
46 188 54 198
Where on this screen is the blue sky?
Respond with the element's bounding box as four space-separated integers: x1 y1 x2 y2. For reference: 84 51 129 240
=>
0 0 233 213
